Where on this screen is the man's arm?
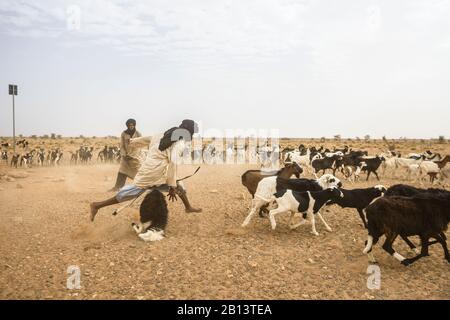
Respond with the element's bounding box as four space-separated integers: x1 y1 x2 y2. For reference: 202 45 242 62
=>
129 136 151 147
120 132 129 157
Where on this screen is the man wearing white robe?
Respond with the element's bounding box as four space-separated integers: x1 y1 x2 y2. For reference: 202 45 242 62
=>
90 120 202 221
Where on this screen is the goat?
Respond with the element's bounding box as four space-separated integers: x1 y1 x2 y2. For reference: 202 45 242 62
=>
340 162 367 183
358 156 385 181
311 154 343 176
241 162 303 199
268 187 344 235
10 154 20 168
363 192 450 266
242 174 342 228
406 161 440 183
383 184 448 252
131 190 168 242
435 155 450 170
326 185 386 228
333 146 349 154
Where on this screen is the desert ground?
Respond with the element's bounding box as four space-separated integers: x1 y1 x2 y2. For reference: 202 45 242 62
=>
0 138 449 300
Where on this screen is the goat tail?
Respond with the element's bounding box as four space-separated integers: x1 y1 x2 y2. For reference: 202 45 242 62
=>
363 235 373 254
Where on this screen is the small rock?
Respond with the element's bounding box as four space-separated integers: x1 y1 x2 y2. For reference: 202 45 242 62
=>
307 258 315 264
210 189 218 193
16 183 23 189
248 261 258 268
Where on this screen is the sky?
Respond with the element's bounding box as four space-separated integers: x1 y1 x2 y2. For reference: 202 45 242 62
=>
0 0 449 139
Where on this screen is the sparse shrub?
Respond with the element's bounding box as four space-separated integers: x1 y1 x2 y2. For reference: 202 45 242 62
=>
51 133 56 139
57 135 62 139
42 134 49 139
320 137 326 143
438 136 445 143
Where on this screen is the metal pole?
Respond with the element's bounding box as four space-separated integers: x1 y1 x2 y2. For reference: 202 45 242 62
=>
13 94 15 155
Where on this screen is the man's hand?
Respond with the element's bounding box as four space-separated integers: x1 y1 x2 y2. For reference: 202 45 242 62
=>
167 187 178 202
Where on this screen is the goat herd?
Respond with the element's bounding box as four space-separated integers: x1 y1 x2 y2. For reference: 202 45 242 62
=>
2 139 450 267
1 140 121 168
241 145 450 267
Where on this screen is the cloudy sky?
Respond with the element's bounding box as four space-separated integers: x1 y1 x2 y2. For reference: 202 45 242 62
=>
0 0 449 138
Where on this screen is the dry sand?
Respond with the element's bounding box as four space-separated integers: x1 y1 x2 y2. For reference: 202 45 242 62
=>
0 159 449 300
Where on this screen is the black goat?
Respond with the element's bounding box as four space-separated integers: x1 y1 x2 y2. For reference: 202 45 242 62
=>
327 185 386 228
384 184 449 251
131 190 168 242
358 156 385 181
311 154 343 176
363 192 450 266
275 174 343 194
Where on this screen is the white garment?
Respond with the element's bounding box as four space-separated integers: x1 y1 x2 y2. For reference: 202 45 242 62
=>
133 133 185 188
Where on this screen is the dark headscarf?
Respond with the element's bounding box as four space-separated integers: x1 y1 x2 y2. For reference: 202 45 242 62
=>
158 119 198 151
124 118 136 136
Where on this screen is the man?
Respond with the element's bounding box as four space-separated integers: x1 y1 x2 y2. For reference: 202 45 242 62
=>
109 119 142 191
90 119 202 221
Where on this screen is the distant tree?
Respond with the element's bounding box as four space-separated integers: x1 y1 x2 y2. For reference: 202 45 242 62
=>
42 134 49 139
51 133 56 139
19 134 23 138
57 135 62 139
438 135 445 143
320 137 326 143
79 135 84 139
364 135 371 141
355 136 361 141
31 135 37 139
334 134 341 141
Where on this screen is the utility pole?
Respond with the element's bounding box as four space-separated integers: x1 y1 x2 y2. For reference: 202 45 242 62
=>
8 84 18 154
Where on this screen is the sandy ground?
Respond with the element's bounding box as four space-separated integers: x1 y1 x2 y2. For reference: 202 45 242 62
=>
0 162 449 300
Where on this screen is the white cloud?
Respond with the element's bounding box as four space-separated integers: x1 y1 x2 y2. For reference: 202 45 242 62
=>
0 0 310 63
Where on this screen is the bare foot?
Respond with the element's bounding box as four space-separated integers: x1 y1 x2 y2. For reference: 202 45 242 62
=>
90 203 99 221
185 207 202 213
